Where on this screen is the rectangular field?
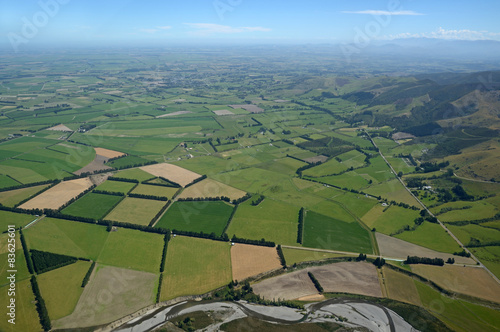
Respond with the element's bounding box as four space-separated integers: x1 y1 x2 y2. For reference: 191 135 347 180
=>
160 236 232 301
395 222 462 254
104 197 166 226
114 168 156 182
19 177 94 210
95 179 136 194
231 244 281 282
0 279 42 332
25 218 109 260
226 199 299 245
140 163 201 187
361 205 420 235
303 210 373 253
97 228 164 273
156 201 233 235
62 192 123 220
132 183 179 199
382 266 421 306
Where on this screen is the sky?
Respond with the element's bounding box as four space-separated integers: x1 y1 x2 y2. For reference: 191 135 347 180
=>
1 0 499 50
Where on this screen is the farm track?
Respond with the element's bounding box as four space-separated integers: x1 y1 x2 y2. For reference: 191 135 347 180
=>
366 131 500 286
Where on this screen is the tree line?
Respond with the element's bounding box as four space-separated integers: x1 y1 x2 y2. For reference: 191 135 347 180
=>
81 261 96 288
276 245 286 268
30 249 79 274
30 276 51 331
404 256 444 266
297 207 304 244
308 272 324 293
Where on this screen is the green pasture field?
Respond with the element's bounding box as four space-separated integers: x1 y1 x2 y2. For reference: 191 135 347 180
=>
160 236 231 301
114 168 155 181
72 134 182 156
0 174 20 188
97 227 163 273
92 117 220 136
213 167 290 195
0 161 53 183
470 246 500 279
62 192 123 220
447 224 500 245
257 157 307 176
362 205 420 235
432 200 498 222
282 247 349 266
308 200 356 223
354 156 393 183
25 218 109 260
303 210 373 253
0 279 42 332
364 179 420 207
95 180 136 194
302 158 348 177
131 184 178 198
226 198 299 245
312 172 370 190
107 155 151 169
0 210 36 232
415 280 500 332
156 201 233 235
331 191 379 219
0 136 55 152
286 149 318 161
0 248 30 286
0 184 49 206
38 260 91 320
104 197 166 226
385 156 415 174
395 222 462 253
481 220 500 230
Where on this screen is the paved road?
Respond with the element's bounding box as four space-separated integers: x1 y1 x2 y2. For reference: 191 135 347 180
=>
366 132 500 286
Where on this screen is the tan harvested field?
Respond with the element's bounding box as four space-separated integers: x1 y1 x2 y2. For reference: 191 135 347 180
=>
94 147 126 159
252 269 318 300
47 124 73 132
309 262 383 298
53 265 157 329
213 109 234 116
74 154 112 175
376 233 474 265
303 155 329 163
231 244 282 282
178 178 247 201
141 163 201 187
19 178 93 210
411 264 500 303
383 267 421 306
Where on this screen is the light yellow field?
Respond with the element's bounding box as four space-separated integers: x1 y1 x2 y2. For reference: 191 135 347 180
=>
94 147 126 159
178 178 247 200
231 243 281 281
383 267 421 306
141 163 201 187
19 178 93 210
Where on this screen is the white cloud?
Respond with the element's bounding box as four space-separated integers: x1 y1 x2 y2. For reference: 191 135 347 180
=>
185 23 271 35
343 10 423 16
383 27 500 41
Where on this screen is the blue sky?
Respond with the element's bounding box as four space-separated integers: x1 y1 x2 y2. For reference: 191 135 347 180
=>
1 0 499 48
